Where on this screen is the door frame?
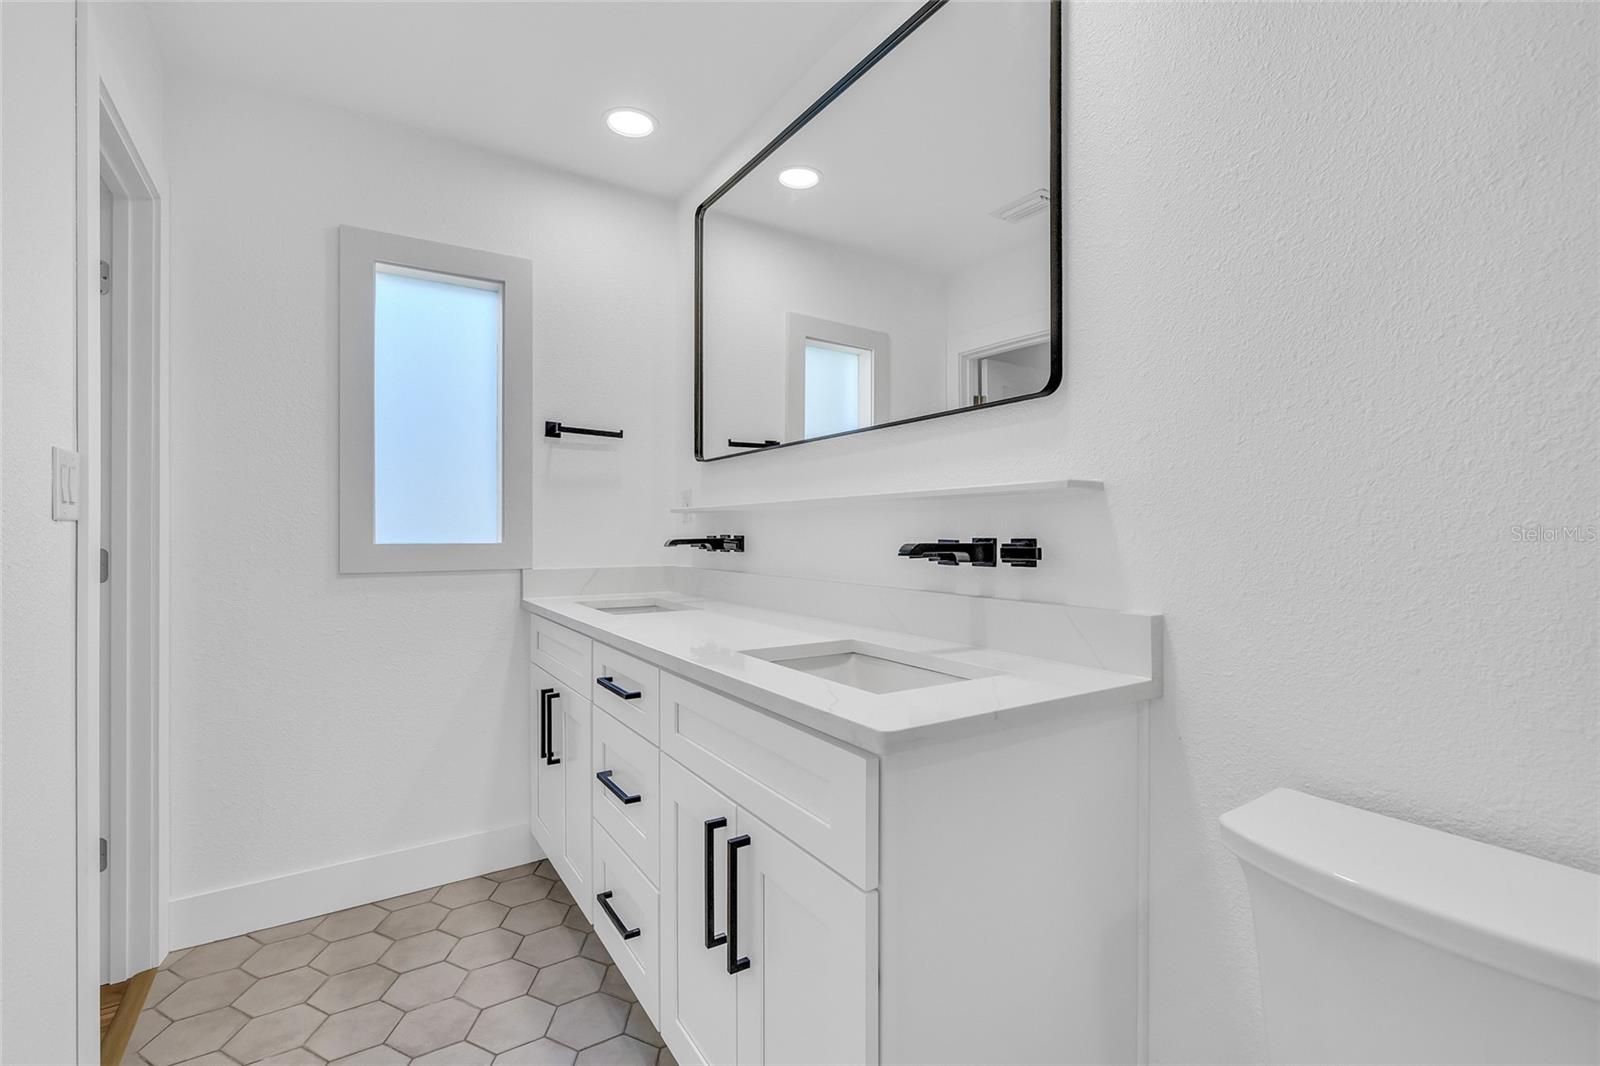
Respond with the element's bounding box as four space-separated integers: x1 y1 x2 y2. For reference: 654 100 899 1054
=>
77 21 169 1055
953 327 1052 408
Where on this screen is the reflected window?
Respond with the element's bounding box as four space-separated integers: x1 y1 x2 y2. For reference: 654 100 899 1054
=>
803 339 874 437
784 313 891 442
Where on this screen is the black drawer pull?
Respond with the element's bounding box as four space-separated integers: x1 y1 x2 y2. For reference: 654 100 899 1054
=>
538 688 553 760
596 890 640 940
596 769 642 805
726 834 751 974
596 676 642 700
704 817 728 949
543 690 561 766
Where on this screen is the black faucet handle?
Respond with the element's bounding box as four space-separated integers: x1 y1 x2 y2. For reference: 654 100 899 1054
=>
1000 538 1042 567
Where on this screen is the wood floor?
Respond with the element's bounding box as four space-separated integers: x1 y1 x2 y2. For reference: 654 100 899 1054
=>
101 968 157 1066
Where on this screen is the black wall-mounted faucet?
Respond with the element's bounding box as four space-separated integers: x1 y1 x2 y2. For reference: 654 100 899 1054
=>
899 539 996 566
665 534 745 553
898 538 1041 568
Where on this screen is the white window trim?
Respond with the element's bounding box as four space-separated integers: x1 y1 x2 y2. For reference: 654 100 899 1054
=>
339 226 532 573
784 312 891 440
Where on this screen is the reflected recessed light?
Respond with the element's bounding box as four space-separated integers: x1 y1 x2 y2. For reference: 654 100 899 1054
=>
778 166 821 190
605 108 656 138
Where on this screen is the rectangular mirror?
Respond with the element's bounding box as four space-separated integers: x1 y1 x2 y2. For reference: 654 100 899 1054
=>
695 0 1060 461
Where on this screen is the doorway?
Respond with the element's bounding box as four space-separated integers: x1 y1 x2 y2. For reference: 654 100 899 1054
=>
93 90 168 1003
960 331 1052 406
100 176 114 986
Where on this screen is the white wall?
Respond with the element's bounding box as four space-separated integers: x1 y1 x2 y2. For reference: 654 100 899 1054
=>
701 213 948 448
944 241 1049 347
678 3 1598 1062
164 75 677 940
92 1 167 174
2 2 172 1053
1 4 80 1060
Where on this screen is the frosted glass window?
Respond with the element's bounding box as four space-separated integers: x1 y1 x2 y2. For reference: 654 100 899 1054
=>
372 265 502 544
804 341 869 437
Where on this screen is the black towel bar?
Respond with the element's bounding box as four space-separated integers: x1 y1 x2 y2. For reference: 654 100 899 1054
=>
545 421 623 439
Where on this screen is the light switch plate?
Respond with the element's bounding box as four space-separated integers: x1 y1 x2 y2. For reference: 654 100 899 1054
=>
52 446 80 521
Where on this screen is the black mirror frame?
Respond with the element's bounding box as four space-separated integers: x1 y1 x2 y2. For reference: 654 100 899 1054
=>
694 0 1061 462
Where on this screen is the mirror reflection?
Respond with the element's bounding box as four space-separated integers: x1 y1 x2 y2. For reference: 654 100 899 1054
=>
698 1 1057 459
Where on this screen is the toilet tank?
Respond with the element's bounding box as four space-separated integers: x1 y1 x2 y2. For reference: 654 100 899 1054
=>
1221 789 1600 1066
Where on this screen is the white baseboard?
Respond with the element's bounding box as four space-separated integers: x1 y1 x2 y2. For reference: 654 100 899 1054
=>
171 824 542 949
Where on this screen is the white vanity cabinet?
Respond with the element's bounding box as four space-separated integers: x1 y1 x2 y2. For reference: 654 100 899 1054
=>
528 609 1145 1066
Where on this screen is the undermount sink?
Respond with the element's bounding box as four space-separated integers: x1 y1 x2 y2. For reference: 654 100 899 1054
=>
745 640 992 694
578 597 693 616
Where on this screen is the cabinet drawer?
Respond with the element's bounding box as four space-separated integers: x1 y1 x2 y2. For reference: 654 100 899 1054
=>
593 705 660 884
592 642 661 744
592 822 659 1020
660 674 878 890
531 615 592 692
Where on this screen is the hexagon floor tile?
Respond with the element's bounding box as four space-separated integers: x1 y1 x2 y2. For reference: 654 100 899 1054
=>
129 864 672 1065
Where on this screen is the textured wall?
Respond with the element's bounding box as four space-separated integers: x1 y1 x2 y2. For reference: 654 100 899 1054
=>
678 3 1598 1061
165 77 678 907
1 5 81 1060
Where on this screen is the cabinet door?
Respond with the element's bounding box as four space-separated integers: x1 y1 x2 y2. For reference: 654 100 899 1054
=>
659 757 740 1066
530 668 564 857
734 809 877 1066
557 690 592 919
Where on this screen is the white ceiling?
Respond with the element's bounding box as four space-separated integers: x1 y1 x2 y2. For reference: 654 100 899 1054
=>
709 1 1052 276
141 1 877 199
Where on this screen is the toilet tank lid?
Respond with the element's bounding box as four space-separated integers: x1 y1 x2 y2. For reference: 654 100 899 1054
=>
1221 788 1599 1001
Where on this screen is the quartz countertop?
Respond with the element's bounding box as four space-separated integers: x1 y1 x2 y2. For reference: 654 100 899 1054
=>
521 590 1158 754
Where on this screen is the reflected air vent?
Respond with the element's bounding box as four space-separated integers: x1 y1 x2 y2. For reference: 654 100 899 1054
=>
989 188 1050 223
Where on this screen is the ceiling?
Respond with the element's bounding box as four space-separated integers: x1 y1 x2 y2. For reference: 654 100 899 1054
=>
708 1 1052 276
141 1 877 199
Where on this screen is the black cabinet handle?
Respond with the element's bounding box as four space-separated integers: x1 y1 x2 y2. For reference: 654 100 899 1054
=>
726 834 751 974
597 676 642 700
538 689 553 760
544 690 561 766
596 769 642 805
596 890 640 940
704 817 728 949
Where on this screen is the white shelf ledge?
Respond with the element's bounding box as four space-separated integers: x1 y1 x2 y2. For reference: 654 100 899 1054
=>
669 478 1104 514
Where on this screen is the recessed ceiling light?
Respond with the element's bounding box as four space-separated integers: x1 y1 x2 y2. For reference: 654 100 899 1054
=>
605 108 656 138
778 166 822 190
